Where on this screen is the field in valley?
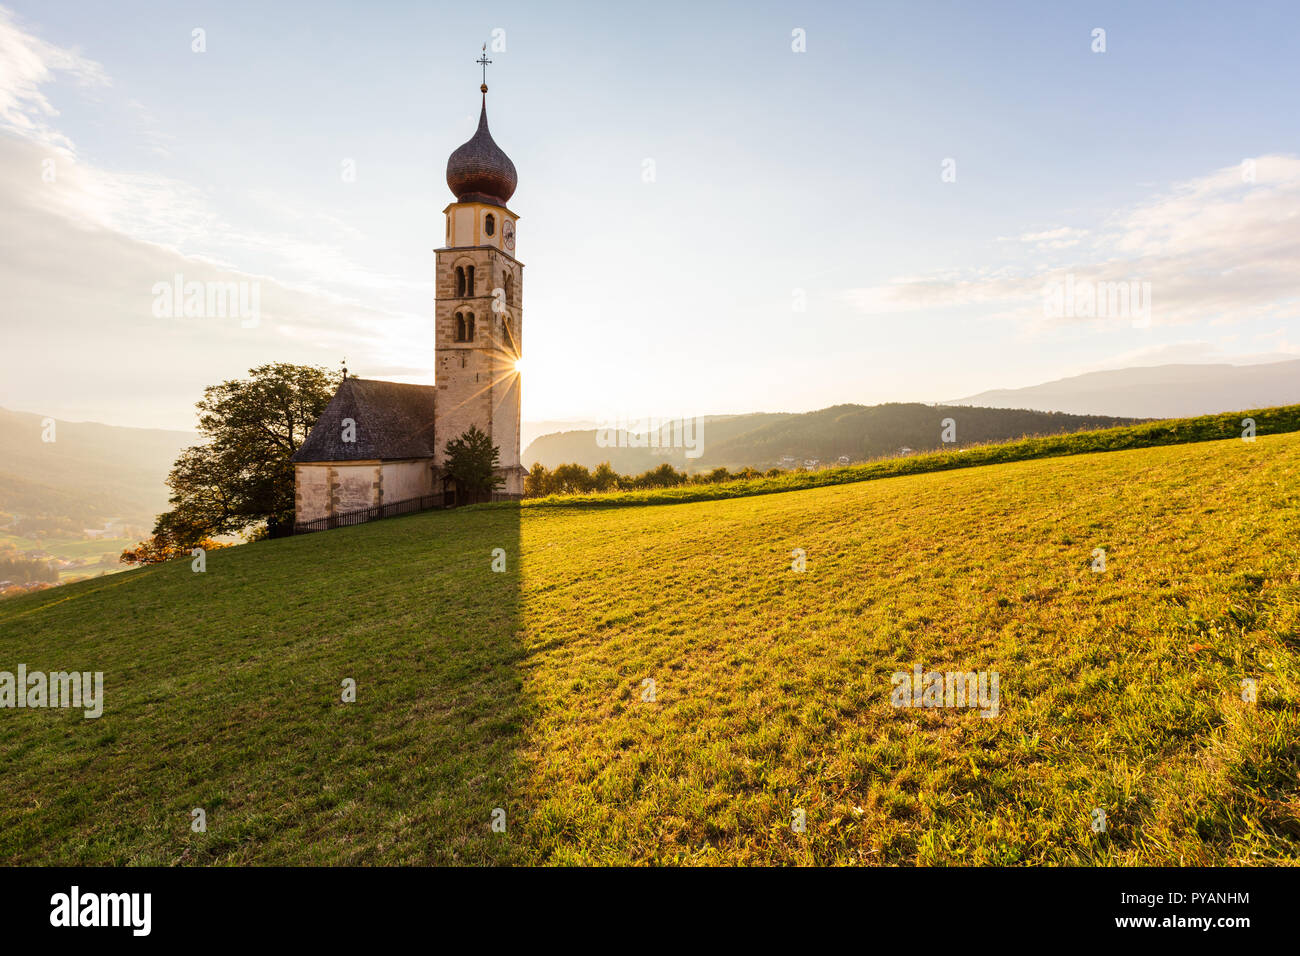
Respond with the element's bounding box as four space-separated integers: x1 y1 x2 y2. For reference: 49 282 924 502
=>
0 431 1297 865
0 531 132 584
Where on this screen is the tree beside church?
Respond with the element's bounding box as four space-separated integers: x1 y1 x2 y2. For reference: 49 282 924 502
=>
443 425 503 505
154 363 333 544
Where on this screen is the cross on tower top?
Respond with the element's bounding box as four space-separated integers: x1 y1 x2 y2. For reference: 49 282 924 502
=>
477 44 491 92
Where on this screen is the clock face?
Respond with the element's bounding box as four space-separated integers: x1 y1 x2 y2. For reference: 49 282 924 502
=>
502 220 515 250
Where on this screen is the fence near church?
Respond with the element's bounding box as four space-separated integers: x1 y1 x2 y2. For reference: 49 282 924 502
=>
293 490 523 534
292 494 444 534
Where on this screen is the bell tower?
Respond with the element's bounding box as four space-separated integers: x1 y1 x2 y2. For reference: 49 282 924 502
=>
434 63 525 497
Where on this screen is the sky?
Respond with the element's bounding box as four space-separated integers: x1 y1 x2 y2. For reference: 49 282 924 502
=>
1 0 1299 431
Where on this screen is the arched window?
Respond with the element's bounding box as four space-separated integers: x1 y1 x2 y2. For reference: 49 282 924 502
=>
466 312 476 340
484 214 495 237
455 267 465 297
466 265 475 296
504 272 514 306
455 312 466 342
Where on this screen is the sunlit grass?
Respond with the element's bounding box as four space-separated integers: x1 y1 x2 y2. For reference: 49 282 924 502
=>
0 433 1296 864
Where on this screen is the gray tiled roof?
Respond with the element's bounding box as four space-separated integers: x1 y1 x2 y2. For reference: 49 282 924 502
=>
292 378 438 463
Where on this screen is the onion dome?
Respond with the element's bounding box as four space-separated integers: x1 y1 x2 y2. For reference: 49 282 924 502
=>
446 88 517 206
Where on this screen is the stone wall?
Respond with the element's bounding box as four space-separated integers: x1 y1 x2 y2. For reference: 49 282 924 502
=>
295 459 437 524
330 464 380 514
433 234 524 482
294 464 333 522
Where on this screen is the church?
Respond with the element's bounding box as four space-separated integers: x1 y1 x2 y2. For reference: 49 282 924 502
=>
292 68 526 527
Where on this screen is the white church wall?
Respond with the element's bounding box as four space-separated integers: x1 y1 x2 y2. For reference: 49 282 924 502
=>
295 460 435 526
381 460 434 502
294 464 332 522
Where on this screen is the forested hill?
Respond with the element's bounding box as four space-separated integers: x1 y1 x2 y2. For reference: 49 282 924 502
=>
522 403 1142 472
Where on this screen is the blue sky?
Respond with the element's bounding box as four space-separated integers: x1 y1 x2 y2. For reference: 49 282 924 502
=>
2 0 1299 429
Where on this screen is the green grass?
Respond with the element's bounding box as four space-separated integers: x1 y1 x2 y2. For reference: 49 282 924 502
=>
0 432 1297 864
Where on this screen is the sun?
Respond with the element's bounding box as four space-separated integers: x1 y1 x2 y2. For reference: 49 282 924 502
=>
513 357 525 375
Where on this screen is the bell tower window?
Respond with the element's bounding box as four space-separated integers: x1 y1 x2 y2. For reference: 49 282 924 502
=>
485 214 496 237
455 312 466 342
466 265 475 296
455 267 466 297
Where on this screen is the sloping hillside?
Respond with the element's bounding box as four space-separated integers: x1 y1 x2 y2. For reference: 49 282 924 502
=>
523 403 1137 471
0 434 1296 864
0 407 191 529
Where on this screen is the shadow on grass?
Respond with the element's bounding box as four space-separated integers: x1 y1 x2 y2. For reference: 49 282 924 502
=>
0 503 523 865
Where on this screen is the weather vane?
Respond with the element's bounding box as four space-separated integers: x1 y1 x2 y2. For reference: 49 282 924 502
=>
477 43 491 91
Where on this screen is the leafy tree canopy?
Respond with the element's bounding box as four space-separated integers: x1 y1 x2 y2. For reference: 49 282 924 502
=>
152 363 335 543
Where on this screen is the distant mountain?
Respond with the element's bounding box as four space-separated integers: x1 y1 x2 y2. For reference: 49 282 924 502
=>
950 360 1300 418
522 404 1138 472
521 419 599 451
0 407 192 531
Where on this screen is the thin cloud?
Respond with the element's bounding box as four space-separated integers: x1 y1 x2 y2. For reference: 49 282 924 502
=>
0 6 108 154
844 155 1300 329
0 9 434 427
997 226 1089 249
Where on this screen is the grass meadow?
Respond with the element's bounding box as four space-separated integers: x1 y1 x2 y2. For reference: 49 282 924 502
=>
0 431 1297 864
